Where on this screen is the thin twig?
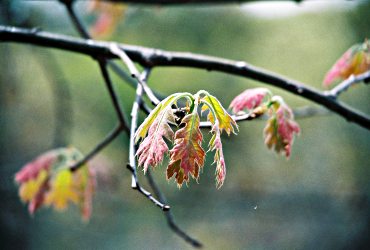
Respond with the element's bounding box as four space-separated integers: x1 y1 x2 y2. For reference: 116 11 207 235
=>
62 0 130 130
326 70 370 98
62 0 139 91
62 0 90 39
62 2 171 211
146 169 203 248
70 124 124 171
1 26 368 130
129 68 148 188
98 60 130 130
110 43 161 105
126 164 170 210
127 68 170 210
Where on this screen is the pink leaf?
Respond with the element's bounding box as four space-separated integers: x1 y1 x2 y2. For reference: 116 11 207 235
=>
15 150 58 184
209 121 226 188
15 148 96 220
229 88 270 114
264 101 300 158
136 109 175 172
323 41 370 87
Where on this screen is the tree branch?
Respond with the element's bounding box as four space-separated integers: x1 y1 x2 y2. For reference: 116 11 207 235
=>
0 25 368 130
100 0 303 5
98 60 130 130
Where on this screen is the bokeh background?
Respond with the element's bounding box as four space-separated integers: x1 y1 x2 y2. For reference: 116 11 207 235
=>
1 0 369 249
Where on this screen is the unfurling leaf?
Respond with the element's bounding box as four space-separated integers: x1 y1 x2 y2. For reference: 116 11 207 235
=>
200 92 236 187
201 94 238 135
88 0 127 38
135 91 235 188
167 113 205 187
264 99 300 158
229 87 271 114
208 121 226 188
323 40 370 87
229 88 300 158
15 148 95 221
135 93 181 143
136 108 175 172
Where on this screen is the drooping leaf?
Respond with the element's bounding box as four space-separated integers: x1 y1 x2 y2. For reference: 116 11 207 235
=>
88 0 127 38
264 100 300 158
71 166 96 221
135 93 180 143
229 88 271 114
15 148 96 220
167 113 205 187
323 40 370 87
208 121 226 188
201 94 237 135
136 108 175 172
44 169 80 211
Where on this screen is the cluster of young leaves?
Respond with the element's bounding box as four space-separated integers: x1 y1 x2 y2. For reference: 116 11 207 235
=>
15 147 95 221
135 90 237 188
229 88 300 158
323 39 370 87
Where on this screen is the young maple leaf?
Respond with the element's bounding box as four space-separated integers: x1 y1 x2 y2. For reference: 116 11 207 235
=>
208 121 226 188
201 94 238 135
135 94 181 143
15 148 96 220
167 113 205 187
229 87 271 114
264 100 300 158
136 108 175 172
200 93 237 188
323 40 370 87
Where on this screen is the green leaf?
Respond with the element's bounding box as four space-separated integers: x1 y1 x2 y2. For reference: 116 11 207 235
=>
201 94 238 135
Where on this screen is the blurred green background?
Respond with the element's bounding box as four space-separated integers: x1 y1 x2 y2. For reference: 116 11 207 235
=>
1 0 369 249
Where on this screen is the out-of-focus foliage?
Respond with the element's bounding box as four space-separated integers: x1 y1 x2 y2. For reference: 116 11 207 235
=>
88 0 127 38
15 148 95 221
1 1 370 249
323 39 370 87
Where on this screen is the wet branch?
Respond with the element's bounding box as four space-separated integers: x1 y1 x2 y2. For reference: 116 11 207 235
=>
102 0 303 5
1 26 368 130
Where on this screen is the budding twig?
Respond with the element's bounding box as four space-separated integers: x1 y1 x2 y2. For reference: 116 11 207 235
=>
326 70 370 98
